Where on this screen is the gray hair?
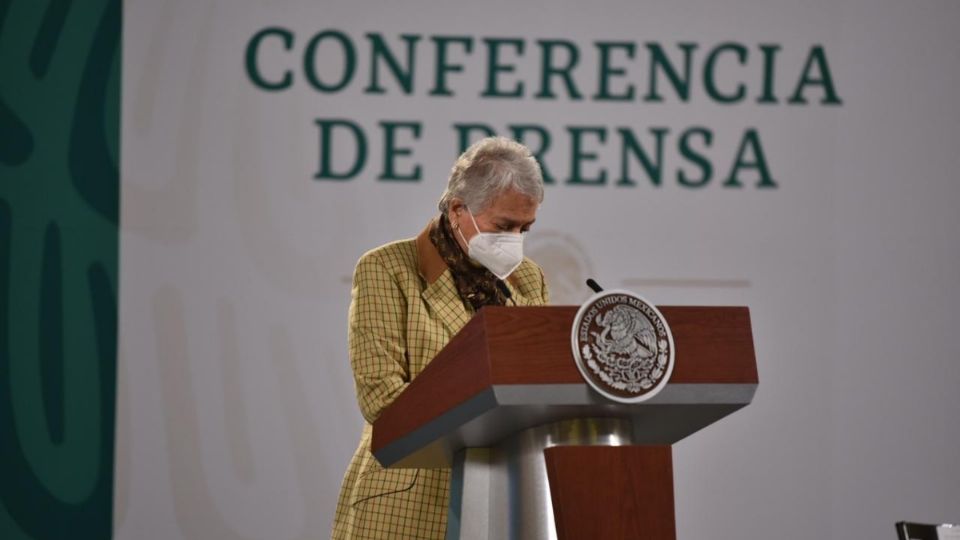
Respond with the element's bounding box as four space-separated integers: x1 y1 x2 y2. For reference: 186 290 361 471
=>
438 136 544 214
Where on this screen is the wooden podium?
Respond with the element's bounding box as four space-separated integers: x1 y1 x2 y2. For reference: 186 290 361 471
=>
371 306 757 540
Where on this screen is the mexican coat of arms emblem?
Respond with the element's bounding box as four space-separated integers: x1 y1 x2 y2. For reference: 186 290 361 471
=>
571 290 675 403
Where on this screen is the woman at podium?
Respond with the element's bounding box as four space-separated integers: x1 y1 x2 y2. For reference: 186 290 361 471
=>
331 137 550 539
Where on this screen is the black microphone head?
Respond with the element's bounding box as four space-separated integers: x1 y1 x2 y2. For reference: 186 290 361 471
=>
586 278 604 293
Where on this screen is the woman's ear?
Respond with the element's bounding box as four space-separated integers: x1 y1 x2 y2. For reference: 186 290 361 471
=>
448 198 465 216
447 199 466 229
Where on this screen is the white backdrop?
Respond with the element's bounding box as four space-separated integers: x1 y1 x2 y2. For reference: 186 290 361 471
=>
117 0 960 538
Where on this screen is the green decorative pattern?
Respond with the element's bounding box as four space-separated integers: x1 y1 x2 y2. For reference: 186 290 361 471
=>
0 0 120 538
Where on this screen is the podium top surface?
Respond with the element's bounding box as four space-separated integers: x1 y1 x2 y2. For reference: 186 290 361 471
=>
372 305 757 468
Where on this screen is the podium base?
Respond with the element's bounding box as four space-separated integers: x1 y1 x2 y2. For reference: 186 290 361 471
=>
447 417 675 540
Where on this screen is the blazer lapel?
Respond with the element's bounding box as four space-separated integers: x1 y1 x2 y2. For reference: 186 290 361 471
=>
416 219 472 337
421 272 472 337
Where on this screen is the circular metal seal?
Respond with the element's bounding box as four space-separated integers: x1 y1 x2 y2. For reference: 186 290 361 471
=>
571 289 675 403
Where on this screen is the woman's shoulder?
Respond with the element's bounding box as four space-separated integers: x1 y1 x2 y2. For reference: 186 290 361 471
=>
510 256 548 302
356 238 418 275
515 256 545 280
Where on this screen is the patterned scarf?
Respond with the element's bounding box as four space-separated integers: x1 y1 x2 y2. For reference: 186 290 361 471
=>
429 214 507 312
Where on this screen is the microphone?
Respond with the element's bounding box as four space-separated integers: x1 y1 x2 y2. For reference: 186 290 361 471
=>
586 278 604 293
496 280 516 306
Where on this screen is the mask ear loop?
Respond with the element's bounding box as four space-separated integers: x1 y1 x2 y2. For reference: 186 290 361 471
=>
456 206 483 247
465 206 481 234
455 224 469 248
453 208 469 248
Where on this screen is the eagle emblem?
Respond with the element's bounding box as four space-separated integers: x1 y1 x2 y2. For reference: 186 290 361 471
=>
571 290 675 402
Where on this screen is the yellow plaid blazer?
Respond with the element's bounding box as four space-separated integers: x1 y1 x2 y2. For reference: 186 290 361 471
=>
332 220 549 539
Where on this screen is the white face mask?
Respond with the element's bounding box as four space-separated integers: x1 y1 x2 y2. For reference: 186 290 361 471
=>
457 208 525 280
